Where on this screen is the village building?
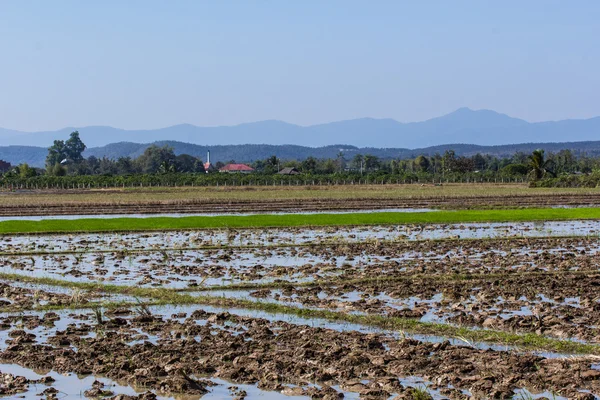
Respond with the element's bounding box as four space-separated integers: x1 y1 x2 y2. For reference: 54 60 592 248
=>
277 167 300 175
219 163 254 173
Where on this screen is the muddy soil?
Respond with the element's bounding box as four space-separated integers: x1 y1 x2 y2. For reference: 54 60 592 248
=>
1 193 600 216
2 221 599 254
2 237 599 289
1 307 599 399
3 224 600 398
0 281 92 311
236 272 600 343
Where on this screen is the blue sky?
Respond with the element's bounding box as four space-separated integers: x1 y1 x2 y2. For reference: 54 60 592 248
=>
0 1 599 131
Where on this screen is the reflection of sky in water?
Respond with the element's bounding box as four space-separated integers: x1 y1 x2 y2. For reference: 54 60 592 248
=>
1 220 599 289
2 220 599 254
0 208 438 222
0 363 317 400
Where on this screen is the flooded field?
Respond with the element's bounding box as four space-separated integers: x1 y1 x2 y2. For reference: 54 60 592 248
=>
0 208 438 222
1 219 599 253
1 305 598 399
1 235 599 288
1 221 600 398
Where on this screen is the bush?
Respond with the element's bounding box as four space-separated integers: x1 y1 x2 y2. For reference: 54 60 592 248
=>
529 172 600 188
500 163 528 176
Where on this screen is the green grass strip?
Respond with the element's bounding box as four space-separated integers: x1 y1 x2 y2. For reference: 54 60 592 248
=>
2 272 598 356
1 207 600 234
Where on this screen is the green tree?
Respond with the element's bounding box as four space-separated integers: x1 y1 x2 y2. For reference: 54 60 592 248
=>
46 140 67 170
17 163 36 179
472 153 487 171
301 157 318 173
87 156 100 174
136 145 176 173
115 157 136 174
512 151 529 164
528 149 554 180
64 131 86 163
430 153 442 174
263 155 280 174
45 131 87 175
413 155 430 172
500 163 528 176
158 161 176 174
442 150 457 174
553 149 576 175
175 154 204 173
51 163 67 176
98 157 117 175
321 159 336 174
363 154 380 171
335 152 346 172
352 154 364 174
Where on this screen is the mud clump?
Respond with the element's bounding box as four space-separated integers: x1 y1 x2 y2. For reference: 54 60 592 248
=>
0 371 55 397
1 308 599 398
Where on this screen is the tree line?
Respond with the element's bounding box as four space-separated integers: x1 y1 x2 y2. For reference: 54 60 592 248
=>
1 131 599 187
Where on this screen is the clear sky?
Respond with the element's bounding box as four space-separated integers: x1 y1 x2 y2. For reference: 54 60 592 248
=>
0 0 599 131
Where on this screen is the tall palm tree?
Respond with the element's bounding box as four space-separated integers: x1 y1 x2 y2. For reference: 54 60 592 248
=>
528 149 554 180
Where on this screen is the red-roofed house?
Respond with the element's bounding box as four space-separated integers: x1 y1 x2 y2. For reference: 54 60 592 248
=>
219 163 254 173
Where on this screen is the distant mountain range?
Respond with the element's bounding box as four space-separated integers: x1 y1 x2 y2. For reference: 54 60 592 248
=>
1 107 600 149
3 140 600 168
1 107 599 167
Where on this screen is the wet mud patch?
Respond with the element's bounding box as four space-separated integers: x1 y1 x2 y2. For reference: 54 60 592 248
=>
205 272 600 344
2 236 600 289
0 306 599 398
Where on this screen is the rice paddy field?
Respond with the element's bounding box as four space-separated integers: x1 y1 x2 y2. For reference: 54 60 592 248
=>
2 183 600 216
1 185 600 399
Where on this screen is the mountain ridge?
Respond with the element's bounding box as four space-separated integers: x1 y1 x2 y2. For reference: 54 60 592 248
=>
1 108 599 149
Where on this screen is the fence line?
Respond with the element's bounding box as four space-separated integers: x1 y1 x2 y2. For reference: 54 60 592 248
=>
0 176 529 191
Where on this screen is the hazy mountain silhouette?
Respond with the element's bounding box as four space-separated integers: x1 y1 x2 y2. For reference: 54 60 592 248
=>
1 108 599 149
